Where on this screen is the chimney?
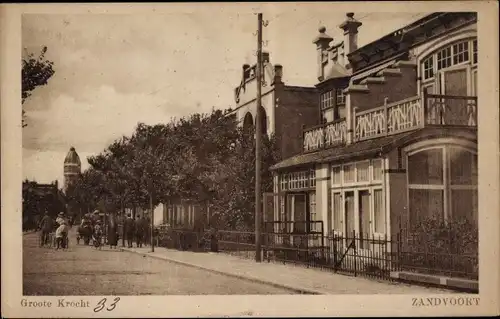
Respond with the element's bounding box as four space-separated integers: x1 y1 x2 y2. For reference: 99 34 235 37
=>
273 64 283 84
312 26 333 81
262 52 270 64
339 12 362 56
242 64 250 81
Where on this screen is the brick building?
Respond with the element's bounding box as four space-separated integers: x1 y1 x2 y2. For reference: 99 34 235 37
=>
270 12 478 240
161 55 320 229
227 52 319 160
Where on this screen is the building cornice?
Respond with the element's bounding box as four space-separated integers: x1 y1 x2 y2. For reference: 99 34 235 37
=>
348 12 477 73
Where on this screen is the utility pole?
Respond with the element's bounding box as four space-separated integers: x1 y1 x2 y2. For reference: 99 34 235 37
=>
255 12 263 263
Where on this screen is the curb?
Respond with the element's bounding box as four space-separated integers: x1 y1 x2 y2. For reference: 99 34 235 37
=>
120 248 323 295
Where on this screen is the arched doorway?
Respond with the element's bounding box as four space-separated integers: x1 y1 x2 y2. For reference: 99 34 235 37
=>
243 112 254 133
259 106 267 136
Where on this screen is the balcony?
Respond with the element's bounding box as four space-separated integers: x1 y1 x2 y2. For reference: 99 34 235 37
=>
303 119 347 152
303 93 477 152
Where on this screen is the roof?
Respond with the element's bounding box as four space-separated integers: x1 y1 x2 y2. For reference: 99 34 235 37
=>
64 147 81 165
270 127 477 171
321 63 350 82
348 12 477 73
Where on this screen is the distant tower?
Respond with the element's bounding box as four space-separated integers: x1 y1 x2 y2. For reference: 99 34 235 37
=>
63 146 81 192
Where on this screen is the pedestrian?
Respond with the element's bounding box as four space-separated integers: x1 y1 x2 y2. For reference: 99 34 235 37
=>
56 212 68 226
135 216 144 248
124 213 135 248
107 213 119 249
38 210 54 247
141 215 149 246
55 219 69 250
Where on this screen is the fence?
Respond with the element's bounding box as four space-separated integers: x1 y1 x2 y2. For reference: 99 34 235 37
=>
155 228 478 282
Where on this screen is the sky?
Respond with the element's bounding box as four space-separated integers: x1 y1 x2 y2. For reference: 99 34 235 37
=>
21 5 429 185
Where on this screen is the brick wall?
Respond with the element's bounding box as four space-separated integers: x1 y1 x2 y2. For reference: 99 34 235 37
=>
350 65 418 113
275 86 319 160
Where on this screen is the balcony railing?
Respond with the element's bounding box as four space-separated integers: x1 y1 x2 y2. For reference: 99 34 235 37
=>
303 93 477 152
303 119 347 152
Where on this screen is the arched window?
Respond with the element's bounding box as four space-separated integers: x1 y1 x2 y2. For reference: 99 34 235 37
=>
420 38 477 96
243 112 254 136
407 145 478 226
260 106 267 135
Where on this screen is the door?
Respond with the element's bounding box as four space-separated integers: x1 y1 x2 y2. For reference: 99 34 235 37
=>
344 191 356 237
358 190 371 249
292 193 307 234
440 67 470 125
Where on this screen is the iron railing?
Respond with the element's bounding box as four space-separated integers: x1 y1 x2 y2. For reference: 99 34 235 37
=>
155 227 478 282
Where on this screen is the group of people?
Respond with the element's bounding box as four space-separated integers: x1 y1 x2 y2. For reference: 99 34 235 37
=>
38 210 71 250
78 210 120 249
122 213 151 248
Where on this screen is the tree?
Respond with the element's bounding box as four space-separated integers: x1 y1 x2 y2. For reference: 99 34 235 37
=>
68 107 280 232
22 46 55 127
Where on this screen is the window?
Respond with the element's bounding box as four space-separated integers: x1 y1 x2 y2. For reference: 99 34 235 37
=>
423 56 434 80
452 41 469 65
280 170 316 191
309 169 316 188
332 166 342 186
309 192 317 232
472 39 477 64
336 88 346 105
449 147 478 224
344 164 355 183
372 159 383 181
373 189 385 233
332 192 343 232
407 146 478 225
437 46 452 70
320 90 334 110
356 161 370 182
420 38 477 87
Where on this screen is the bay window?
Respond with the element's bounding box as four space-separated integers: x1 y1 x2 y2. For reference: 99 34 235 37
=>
407 145 477 226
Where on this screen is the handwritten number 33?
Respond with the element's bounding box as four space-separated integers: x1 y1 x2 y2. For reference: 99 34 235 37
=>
94 297 120 313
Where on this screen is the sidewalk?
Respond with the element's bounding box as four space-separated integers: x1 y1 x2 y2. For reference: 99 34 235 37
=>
121 246 452 294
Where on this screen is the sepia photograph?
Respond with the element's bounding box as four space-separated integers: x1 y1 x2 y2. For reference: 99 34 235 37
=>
2 1 499 318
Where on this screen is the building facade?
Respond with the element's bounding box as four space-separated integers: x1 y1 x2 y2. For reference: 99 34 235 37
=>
227 53 319 160
161 55 321 229
270 12 478 240
63 146 82 193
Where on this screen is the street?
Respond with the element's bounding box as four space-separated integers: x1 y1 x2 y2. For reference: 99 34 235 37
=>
23 229 295 295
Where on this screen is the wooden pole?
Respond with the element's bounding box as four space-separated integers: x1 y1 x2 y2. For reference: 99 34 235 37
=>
255 13 263 263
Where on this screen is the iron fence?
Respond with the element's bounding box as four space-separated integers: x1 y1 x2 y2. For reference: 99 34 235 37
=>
155 227 478 282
